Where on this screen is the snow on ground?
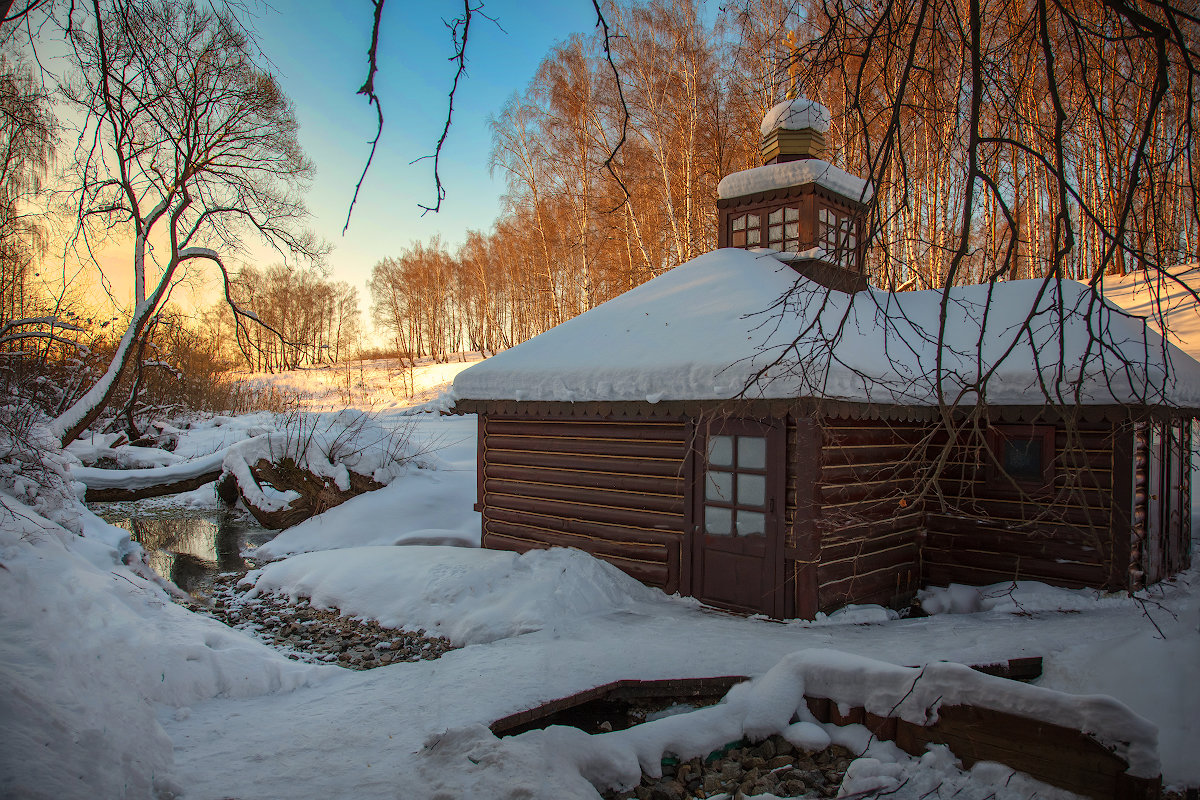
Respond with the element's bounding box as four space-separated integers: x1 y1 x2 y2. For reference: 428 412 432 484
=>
159 548 1199 799
246 545 676 645
3 364 1199 798
250 413 480 558
237 353 485 412
0 495 330 799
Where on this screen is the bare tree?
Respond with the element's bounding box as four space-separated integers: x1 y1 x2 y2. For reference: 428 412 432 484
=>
50 0 319 446
0 51 53 326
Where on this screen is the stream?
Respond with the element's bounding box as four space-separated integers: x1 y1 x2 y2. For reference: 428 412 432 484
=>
93 503 276 594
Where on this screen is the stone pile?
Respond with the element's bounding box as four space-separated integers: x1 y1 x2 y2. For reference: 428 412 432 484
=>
602 736 853 800
187 572 457 670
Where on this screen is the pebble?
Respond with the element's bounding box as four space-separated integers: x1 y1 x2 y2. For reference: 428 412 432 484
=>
602 736 854 800
183 572 457 670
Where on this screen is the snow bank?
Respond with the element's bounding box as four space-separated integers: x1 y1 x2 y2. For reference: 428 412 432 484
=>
416 648 1151 798
452 249 1200 409
252 466 480 557
0 494 331 800
221 410 425 516
917 580 1132 616
252 413 480 558
247 545 671 645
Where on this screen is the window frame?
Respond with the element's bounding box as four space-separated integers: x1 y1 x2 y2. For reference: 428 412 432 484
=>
986 424 1055 491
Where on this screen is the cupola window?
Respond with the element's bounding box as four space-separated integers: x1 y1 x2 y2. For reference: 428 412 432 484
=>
768 207 801 252
818 207 858 269
731 213 761 248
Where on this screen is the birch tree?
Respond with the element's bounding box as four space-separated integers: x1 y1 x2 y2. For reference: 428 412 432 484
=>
51 0 317 445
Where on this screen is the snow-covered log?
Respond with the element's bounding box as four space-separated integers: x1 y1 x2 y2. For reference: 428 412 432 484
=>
73 450 226 502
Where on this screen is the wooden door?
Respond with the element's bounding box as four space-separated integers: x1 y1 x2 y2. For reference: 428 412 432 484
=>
1145 422 1165 584
692 419 785 616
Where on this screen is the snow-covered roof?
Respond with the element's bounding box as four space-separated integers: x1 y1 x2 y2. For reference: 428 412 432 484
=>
451 248 1200 410
716 159 873 203
760 96 832 137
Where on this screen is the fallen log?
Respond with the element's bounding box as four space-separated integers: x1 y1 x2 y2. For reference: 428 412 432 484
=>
233 457 384 530
76 451 226 502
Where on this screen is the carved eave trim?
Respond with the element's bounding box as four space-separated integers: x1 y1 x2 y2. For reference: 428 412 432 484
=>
447 398 1199 424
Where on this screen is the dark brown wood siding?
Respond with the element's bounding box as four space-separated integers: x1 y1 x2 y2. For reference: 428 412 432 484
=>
924 422 1119 590
479 415 690 591
814 419 925 612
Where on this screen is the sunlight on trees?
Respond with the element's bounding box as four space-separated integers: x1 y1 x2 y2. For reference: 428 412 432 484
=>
50 0 321 445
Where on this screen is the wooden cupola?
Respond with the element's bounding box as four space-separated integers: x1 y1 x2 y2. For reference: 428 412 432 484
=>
716 96 870 293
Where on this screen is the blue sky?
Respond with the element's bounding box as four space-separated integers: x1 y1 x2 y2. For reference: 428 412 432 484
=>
254 1 599 296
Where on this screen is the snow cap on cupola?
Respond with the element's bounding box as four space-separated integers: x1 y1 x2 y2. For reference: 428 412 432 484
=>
759 95 832 164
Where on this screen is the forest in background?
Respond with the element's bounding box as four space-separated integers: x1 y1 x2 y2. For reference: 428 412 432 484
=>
368 0 1199 361
1 0 1197 416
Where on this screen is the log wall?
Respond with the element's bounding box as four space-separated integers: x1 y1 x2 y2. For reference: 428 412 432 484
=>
479 415 690 591
472 404 1190 618
813 419 926 612
924 422 1119 590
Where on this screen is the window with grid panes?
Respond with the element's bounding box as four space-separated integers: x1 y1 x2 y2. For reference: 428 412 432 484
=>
817 207 858 269
767 207 801 252
703 433 769 537
730 213 761 249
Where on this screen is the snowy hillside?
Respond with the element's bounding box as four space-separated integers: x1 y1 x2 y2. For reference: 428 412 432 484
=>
237 352 486 412
1103 264 1200 362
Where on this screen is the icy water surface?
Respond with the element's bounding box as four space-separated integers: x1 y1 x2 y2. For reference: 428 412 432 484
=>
93 504 276 594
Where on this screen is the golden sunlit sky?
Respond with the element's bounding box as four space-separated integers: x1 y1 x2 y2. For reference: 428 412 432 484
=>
29 0 601 334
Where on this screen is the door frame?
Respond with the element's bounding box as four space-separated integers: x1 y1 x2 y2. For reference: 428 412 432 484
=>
690 416 787 617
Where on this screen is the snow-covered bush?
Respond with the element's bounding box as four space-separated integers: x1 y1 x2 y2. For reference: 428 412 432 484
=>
0 400 81 533
222 409 434 527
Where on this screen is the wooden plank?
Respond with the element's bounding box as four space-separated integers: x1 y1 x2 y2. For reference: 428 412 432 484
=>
1109 422 1135 591
818 541 920 582
818 427 937 447
483 477 684 515
486 435 685 460
925 512 1110 543
819 565 916 609
818 477 917 506
820 511 924 541
486 493 684 533
922 561 1099 590
486 449 685 478
484 464 684 496
484 419 688 441
486 519 667 564
790 415 822 620
821 444 931 467
924 528 1106 561
918 496 1114 528
922 548 1107 584
488 507 683 545
818 533 922 568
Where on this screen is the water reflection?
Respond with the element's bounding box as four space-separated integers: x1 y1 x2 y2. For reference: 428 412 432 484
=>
97 507 274 594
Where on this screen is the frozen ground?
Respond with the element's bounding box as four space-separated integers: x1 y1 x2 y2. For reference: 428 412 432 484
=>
3 356 1199 799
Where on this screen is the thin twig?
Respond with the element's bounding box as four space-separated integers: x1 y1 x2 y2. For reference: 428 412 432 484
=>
344 0 386 235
